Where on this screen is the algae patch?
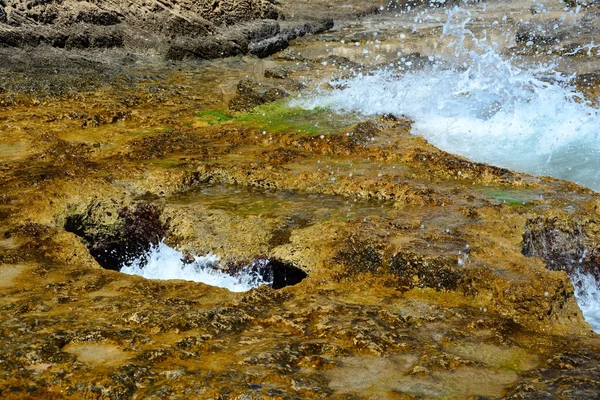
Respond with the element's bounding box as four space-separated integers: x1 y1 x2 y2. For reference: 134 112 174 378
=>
196 100 358 136
481 187 542 207
196 110 234 126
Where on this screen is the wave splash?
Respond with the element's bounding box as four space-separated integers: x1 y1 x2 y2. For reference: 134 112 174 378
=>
572 270 600 333
120 241 271 292
294 7 600 191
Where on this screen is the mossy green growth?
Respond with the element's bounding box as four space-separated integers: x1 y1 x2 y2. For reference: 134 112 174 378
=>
482 188 540 207
196 110 234 126
237 101 333 135
196 100 358 135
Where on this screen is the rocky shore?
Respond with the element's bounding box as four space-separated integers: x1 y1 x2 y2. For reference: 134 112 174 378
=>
2 0 600 398
0 0 387 59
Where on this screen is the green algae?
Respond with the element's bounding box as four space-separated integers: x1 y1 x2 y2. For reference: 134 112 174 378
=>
196 110 234 126
195 101 358 135
236 102 336 135
481 187 542 207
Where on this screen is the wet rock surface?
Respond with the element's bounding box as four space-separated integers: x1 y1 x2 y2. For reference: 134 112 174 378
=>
1 0 600 399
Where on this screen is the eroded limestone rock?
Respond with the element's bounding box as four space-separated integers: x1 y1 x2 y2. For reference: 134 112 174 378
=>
1 1 600 397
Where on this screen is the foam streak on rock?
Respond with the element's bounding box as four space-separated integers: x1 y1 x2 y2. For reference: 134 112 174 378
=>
120 242 270 292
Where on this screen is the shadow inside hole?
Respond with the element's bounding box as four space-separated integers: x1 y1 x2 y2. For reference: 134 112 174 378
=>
234 258 308 289
64 203 166 271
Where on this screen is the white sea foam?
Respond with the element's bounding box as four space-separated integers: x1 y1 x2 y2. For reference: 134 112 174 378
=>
572 270 600 333
294 7 600 191
120 242 270 292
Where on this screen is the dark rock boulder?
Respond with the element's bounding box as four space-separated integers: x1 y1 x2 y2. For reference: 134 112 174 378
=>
0 24 123 49
165 20 280 60
163 14 215 37
249 34 288 58
64 31 90 49
213 0 279 25
0 30 43 47
88 26 123 48
42 30 69 48
280 18 334 40
74 8 122 26
235 19 280 42
63 26 123 49
166 35 246 60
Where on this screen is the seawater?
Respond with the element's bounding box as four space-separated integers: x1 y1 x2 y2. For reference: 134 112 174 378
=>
120 242 270 292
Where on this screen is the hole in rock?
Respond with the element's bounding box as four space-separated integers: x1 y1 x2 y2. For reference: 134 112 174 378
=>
64 202 307 291
120 241 307 292
229 258 308 290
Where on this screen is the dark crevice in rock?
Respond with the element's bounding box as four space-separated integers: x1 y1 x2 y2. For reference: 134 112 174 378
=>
63 201 306 289
230 258 308 289
64 202 167 271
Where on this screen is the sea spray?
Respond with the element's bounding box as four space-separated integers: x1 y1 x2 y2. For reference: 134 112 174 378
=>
120 241 271 292
572 270 600 333
293 6 600 191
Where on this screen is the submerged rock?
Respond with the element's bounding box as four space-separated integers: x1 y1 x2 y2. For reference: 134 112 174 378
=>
228 78 289 111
